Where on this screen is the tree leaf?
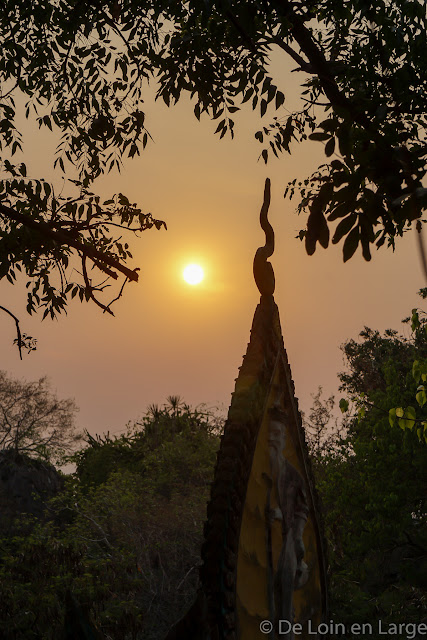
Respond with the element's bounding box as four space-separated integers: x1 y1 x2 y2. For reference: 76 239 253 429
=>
405 406 416 429
309 132 330 141
415 388 426 407
412 360 421 383
306 209 329 253
342 226 359 262
328 200 353 221
337 125 351 156
325 137 335 157
275 91 285 109
332 213 357 244
339 398 349 413
260 98 267 117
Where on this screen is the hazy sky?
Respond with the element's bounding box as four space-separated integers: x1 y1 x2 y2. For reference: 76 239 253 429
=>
1 51 425 440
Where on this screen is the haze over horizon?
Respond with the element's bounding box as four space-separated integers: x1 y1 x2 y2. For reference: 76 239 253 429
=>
1 57 424 441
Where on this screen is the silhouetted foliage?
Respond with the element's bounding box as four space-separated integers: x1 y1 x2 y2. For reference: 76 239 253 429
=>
1 1 426 348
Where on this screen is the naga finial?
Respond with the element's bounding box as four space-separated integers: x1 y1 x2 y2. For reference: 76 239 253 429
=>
253 178 275 296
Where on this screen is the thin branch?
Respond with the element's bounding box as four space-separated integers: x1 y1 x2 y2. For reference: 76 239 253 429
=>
72 503 113 550
102 13 147 105
61 34 79 99
103 276 128 315
56 219 152 232
82 255 115 316
300 97 330 107
176 565 196 591
0 80 19 100
0 305 23 359
270 37 313 73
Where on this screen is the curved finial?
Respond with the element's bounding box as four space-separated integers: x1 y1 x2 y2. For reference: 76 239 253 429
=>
253 178 275 296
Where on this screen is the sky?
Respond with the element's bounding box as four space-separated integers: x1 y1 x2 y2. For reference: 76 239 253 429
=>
1 50 425 442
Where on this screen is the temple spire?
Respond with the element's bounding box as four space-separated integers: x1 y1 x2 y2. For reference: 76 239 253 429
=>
164 177 327 640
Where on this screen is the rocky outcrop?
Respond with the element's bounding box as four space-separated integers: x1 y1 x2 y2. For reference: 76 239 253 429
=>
0 449 64 532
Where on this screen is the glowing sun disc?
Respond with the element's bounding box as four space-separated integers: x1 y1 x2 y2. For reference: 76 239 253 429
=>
183 264 204 285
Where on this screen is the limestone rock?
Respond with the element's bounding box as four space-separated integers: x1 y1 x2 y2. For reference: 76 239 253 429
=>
0 449 63 531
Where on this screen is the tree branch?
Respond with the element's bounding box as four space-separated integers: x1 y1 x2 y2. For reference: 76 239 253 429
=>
0 203 140 282
270 37 313 73
272 1 371 129
224 9 258 54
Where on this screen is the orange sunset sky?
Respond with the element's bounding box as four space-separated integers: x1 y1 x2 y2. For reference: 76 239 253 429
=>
1 51 424 440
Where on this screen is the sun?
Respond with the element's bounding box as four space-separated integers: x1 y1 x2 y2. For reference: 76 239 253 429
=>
183 263 204 285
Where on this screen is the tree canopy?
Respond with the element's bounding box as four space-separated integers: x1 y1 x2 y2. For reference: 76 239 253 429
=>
0 397 221 639
306 311 426 635
1 0 426 340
